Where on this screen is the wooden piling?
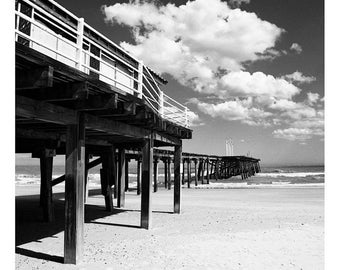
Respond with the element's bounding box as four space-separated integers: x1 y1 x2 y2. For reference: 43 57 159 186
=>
187 159 191 188
174 143 182 214
137 158 141 195
206 159 210 184
153 158 159 192
164 158 168 189
39 149 55 222
117 148 126 208
194 159 198 186
167 158 172 190
140 137 153 229
100 150 114 212
64 113 85 264
125 158 129 192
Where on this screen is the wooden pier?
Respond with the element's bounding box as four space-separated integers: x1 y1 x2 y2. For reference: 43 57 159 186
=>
15 0 260 265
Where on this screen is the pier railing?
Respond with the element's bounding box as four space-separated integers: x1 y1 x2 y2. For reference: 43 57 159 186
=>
15 0 190 128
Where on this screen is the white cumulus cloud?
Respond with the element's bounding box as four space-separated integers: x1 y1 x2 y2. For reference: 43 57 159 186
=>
102 0 283 93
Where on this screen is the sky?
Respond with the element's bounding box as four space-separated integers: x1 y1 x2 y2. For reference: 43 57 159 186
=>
17 0 324 166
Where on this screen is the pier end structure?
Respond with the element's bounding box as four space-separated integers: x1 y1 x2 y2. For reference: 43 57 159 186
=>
15 0 192 264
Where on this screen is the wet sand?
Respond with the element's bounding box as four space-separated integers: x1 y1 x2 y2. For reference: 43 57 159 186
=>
15 185 324 269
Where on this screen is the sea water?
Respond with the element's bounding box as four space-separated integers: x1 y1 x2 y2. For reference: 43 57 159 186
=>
15 163 324 188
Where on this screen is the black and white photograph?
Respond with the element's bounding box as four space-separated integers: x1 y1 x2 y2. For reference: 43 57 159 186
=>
3 0 336 268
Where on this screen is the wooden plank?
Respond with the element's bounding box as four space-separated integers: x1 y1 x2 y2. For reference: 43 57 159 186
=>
64 113 85 264
173 143 182 214
40 152 54 222
117 148 126 208
140 137 153 229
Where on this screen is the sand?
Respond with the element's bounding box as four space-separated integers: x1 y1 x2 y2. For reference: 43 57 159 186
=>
15 185 324 269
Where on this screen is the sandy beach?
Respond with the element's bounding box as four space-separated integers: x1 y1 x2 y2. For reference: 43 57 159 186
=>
15 184 324 270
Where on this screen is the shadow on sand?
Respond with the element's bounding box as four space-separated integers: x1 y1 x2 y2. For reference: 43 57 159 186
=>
16 189 132 263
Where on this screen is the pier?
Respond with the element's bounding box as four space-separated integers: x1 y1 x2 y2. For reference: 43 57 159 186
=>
15 0 260 265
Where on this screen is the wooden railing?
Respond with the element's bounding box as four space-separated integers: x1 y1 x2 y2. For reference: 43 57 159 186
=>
15 0 190 128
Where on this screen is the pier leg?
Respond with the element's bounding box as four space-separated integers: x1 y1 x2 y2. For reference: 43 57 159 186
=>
40 149 54 222
153 158 159 192
174 143 182 214
164 159 168 188
117 148 125 208
206 159 210 184
198 159 203 185
84 153 90 204
100 150 114 212
64 113 85 264
167 159 172 190
187 159 191 188
202 160 206 184
137 159 141 195
141 137 153 229
125 158 129 192
113 156 118 199
194 159 198 186
182 160 185 185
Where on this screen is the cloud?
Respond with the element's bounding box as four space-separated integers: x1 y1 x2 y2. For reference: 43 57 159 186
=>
188 97 272 126
228 0 251 8
306 92 320 105
219 71 300 99
280 71 316 84
273 128 320 141
290 43 302 54
102 0 323 142
102 0 284 93
187 110 204 126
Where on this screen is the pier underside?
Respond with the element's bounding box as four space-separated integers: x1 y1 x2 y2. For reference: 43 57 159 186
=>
16 43 190 264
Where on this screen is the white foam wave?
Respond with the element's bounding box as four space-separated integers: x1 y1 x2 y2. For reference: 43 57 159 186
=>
256 172 324 178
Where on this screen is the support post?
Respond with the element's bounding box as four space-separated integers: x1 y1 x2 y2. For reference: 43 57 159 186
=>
137 158 141 195
125 158 129 192
64 113 85 264
174 143 182 214
164 159 168 188
206 159 210 184
167 158 172 190
117 148 125 208
141 136 153 229
187 159 191 188
194 159 198 186
40 149 55 222
153 158 159 192
100 150 114 212
84 153 90 204
182 159 185 185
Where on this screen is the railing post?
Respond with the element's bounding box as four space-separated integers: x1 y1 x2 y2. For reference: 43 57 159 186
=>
159 91 164 118
76 18 84 71
138 61 143 99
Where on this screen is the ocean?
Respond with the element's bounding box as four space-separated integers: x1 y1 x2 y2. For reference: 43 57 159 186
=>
15 164 324 189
